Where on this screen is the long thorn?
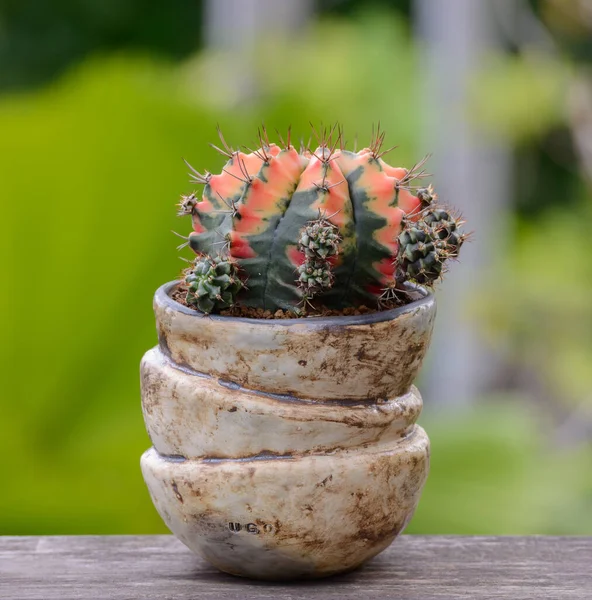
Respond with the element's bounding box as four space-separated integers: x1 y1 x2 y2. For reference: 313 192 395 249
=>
223 168 250 184
183 158 211 184
216 125 235 156
322 207 343 221
376 144 398 160
337 124 345 151
326 122 338 147
309 122 321 145
259 123 270 148
210 143 233 159
237 155 251 182
327 179 344 189
275 128 286 149
216 191 239 216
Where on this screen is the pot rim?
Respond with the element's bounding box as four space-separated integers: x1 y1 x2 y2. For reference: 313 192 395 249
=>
157 281 434 327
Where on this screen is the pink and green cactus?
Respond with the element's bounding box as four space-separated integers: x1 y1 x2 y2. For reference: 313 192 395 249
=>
177 126 466 314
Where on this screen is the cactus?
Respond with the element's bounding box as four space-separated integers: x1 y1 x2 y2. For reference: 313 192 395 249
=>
183 255 243 314
396 191 466 287
297 217 341 303
177 126 466 314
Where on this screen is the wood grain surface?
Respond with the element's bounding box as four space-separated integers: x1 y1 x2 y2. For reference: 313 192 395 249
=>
1 535 590 600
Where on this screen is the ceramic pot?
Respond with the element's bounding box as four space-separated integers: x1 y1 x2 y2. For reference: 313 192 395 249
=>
140 282 435 580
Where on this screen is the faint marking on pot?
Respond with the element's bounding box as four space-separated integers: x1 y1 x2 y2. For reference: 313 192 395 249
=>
316 474 333 487
228 522 275 534
171 481 184 503
194 518 219 531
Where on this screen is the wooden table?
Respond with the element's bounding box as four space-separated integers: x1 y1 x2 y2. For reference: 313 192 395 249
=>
1 535 590 599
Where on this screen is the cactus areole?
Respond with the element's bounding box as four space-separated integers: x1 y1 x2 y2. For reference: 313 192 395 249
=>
174 126 466 315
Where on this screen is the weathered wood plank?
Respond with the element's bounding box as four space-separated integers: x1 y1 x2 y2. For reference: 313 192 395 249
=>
0 536 590 600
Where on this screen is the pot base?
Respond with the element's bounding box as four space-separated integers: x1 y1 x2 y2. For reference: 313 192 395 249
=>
141 425 429 580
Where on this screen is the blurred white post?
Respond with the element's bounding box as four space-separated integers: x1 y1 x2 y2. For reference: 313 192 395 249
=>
414 0 512 406
204 0 314 103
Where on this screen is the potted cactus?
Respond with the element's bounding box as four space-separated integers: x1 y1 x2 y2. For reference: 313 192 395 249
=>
140 126 466 580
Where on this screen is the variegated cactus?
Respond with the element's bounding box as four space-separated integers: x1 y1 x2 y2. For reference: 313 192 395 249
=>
176 126 466 314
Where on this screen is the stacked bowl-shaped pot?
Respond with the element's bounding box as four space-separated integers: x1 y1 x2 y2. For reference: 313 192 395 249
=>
140 282 434 580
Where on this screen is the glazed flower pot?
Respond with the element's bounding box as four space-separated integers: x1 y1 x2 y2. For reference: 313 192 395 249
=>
140 281 435 580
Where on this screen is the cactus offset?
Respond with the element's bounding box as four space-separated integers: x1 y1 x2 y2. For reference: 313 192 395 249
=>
183 255 243 314
176 126 466 314
299 217 341 260
396 193 466 287
297 217 341 303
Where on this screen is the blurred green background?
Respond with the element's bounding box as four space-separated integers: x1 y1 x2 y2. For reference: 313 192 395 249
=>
1 0 591 535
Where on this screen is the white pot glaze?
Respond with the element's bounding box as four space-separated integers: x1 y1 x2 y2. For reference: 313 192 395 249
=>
140 282 435 580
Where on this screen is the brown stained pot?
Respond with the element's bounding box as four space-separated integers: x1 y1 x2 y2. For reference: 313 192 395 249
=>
140 281 436 580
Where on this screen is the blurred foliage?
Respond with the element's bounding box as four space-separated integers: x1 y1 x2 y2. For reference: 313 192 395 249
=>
185 10 420 147
0 0 413 95
513 127 581 218
0 15 420 535
0 0 202 91
1 8 591 535
480 200 592 409
411 401 592 535
541 0 592 63
0 56 199 533
319 0 412 18
469 53 567 144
